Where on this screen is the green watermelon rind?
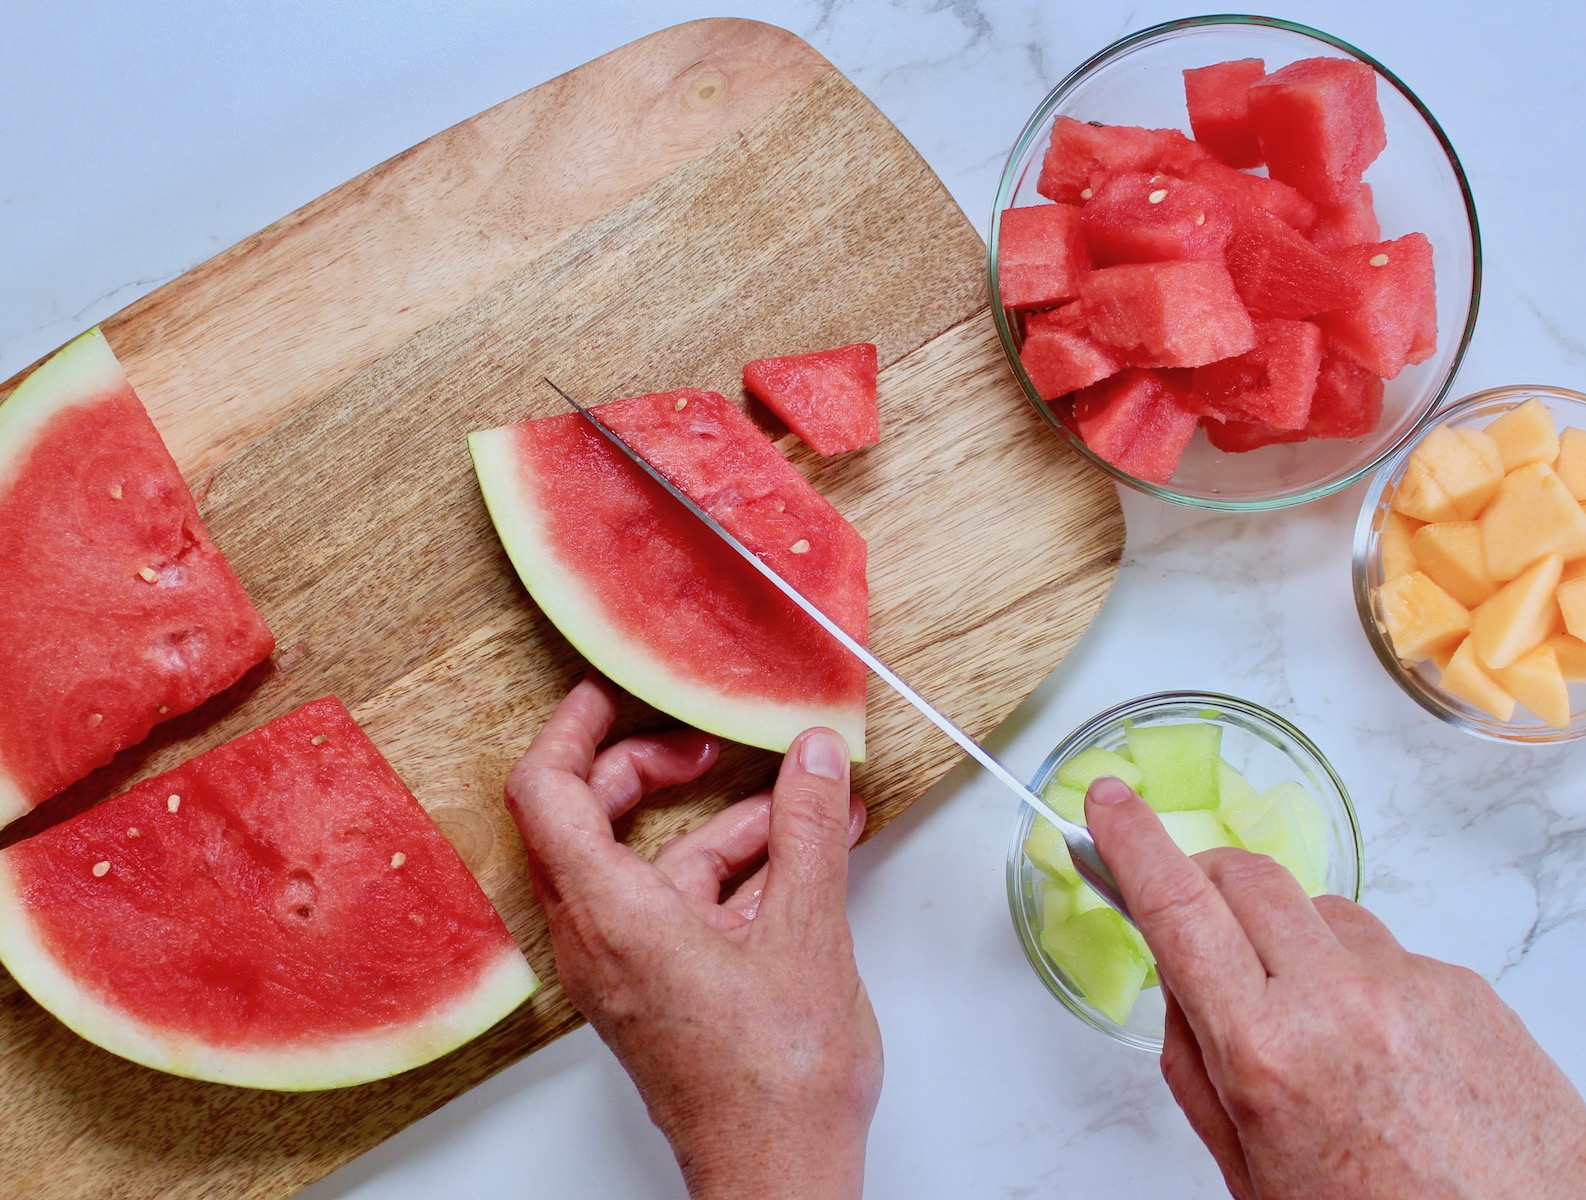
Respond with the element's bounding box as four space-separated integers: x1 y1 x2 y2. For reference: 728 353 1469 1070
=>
0 853 539 1090
467 426 867 760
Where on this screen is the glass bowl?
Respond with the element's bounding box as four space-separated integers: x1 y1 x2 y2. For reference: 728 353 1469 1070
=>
988 15 1481 510
1353 386 1586 743
1006 691 1362 1051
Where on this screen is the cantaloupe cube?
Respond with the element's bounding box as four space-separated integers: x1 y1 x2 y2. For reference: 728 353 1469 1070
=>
1439 636 1517 721
1479 462 1586 580
1456 426 1505 478
1556 427 1586 501
1547 633 1586 681
1378 571 1470 661
1380 510 1422 578
1485 398 1560 471
1558 575 1586 642
1409 521 1496 609
1494 643 1572 728
1470 553 1564 669
1391 425 1504 522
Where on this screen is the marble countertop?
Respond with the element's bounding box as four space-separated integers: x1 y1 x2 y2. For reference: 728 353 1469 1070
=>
6 2 1583 1196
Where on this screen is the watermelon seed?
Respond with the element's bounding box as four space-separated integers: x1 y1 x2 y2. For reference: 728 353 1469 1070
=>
312 734 328 746
790 539 811 554
1148 189 1168 205
87 712 103 727
137 567 159 584
1079 188 1093 200
157 704 169 714
92 861 110 878
127 828 140 838
774 501 785 512
108 483 123 500
674 396 689 411
1194 212 1206 226
390 852 407 869
167 794 181 813
409 912 425 925
1370 253 1390 267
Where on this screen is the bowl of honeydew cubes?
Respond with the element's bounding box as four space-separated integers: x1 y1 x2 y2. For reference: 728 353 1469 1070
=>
1008 691 1361 1050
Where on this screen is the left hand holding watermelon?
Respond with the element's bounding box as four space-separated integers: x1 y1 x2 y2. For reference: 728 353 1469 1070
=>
505 674 880 1200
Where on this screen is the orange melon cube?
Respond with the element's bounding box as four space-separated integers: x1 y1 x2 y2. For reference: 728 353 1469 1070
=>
1380 511 1422 579
1409 521 1495 609
1485 397 1560 471
1470 554 1564 669
1556 427 1586 501
1390 425 1504 523
1455 426 1505 478
1558 575 1586 641
1479 462 1586 580
1494 643 1572 728
1438 637 1516 722
1547 633 1586 681
1378 571 1470 661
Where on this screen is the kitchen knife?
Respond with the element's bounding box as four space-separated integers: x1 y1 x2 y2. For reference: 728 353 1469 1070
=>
546 378 1131 922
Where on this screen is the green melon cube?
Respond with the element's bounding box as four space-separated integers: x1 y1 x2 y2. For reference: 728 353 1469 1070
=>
1038 907 1152 1024
1216 759 1263 815
1221 795 1321 894
1158 809 1237 858
1035 873 1109 927
1054 746 1145 794
1125 722 1222 812
1265 781 1330 895
1039 781 1088 824
1023 816 1079 885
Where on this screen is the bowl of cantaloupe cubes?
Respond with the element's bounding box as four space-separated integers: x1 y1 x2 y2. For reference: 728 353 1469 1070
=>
1008 692 1361 1050
1355 387 1586 742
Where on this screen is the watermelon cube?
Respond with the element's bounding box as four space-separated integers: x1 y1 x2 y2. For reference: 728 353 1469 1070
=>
742 343 880 456
997 203 1091 309
1078 172 1233 265
1225 204 1360 319
1071 368 1198 484
1183 57 1267 168
1202 415 1307 454
1309 182 1381 250
1248 56 1387 205
1182 157 1316 232
1079 261 1256 368
1191 319 1323 430
1314 233 1437 379
1304 353 1384 439
1036 117 1208 203
1019 317 1121 400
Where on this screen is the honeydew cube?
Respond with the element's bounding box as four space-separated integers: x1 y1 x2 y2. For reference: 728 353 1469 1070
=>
1377 570 1471 661
1494 643 1572 729
1221 796 1319 893
1546 634 1586 682
1039 781 1088 824
1559 576 1586 642
1485 398 1560 471
1479 462 1586 581
1217 760 1263 814
1036 873 1109 928
1038 907 1152 1024
1054 746 1145 794
1470 554 1564 669
1556 427 1586 501
1380 510 1423 579
1125 723 1222 812
1439 636 1517 721
1391 425 1504 522
1159 809 1238 858
1265 781 1330 894
1024 816 1080 885
1410 520 1497 609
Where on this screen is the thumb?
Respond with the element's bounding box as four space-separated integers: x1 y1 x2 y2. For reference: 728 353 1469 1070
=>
756 728 856 933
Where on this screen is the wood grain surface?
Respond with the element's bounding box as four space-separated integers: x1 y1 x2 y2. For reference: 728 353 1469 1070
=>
0 19 1123 1199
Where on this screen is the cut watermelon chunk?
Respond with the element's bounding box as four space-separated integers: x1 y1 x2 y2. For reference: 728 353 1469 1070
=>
741 343 880 456
1072 368 1198 484
1190 319 1324 431
0 697 537 1090
1019 306 1122 399
1080 261 1256 369
1183 57 1266 168
1248 56 1386 205
1225 204 1360 319
1079 172 1233 265
0 329 275 826
1036 118 1208 203
1305 353 1385 439
1202 415 1307 454
1314 233 1438 379
1310 182 1381 250
469 390 868 759
996 203 1091 309
1181 157 1316 233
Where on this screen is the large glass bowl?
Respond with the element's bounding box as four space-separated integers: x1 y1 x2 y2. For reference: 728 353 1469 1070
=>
989 15 1481 510
1353 386 1586 743
1007 691 1362 1051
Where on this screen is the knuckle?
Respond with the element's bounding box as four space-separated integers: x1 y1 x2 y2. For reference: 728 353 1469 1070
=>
1128 867 1218 930
1203 849 1293 893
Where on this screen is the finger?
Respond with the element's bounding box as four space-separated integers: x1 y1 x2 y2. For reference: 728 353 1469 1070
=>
1196 847 1341 976
1084 778 1264 1032
651 793 772 902
1313 894 1405 964
757 730 857 933
725 796 865 920
586 728 720 821
1161 990 1255 1200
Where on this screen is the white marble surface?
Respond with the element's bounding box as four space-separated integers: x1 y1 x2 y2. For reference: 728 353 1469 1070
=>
6 1 1585 1196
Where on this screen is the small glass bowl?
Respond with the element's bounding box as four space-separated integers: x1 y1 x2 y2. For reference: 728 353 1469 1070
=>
988 15 1480 510
1353 386 1586 743
1006 691 1362 1051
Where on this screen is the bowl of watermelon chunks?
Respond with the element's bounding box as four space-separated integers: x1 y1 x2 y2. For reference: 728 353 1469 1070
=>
990 15 1480 509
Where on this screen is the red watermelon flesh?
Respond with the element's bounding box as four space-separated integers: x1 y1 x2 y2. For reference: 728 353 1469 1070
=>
1080 261 1255 368
1183 57 1267 168
1190 319 1324 430
1079 172 1233 265
1202 415 1307 453
0 329 274 827
1225 203 1360 318
1072 368 1198 484
996 204 1091 309
1305 353 1385 438
1181 157 1316 233
1314 233 1437 379
1248 57 1386 205
742 343 880 456
469 390 868 759
1310 182 1381 250
1019 316 1122 400
1036 118 1208 203
0 697 537 1090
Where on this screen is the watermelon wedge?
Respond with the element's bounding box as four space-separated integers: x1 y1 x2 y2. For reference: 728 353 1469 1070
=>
469 390 868 759
0 329 275 827
742 343 880 456
0 697 537 1090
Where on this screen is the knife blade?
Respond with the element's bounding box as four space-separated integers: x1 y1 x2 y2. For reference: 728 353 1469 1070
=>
545 378 1130 923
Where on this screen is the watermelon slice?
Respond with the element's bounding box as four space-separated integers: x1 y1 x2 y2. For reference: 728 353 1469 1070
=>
0 329 275 826
742 343 880 456
1224 204 1360 319
1314 233 1438 379
1310 182 1381 250
1248 57 1386 206
1078 172 1233 265
1019 305 1121 399
1181 157 1317 233
995 204 1090 309
1190 319 1324 431
469 390 868 759
1072 368 1199 484
1036 118 1207 203
1183 57 1266 168
1079 261 1255 369
0 697 537 1090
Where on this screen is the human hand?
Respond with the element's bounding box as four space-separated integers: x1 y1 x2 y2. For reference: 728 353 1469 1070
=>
1084 776 1586 1200
505 675 881 1200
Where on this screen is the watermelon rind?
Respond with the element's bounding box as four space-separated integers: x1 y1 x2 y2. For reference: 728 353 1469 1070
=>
468 425 867 759
0 859 537 1090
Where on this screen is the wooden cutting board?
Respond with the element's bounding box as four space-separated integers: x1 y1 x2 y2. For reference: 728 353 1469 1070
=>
0 18 1122 1198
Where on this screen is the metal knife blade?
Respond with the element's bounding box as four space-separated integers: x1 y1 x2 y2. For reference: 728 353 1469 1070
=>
546 378 1130 922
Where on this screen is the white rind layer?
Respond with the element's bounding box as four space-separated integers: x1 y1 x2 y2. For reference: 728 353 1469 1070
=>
468 426 866 759
0 854 540 1091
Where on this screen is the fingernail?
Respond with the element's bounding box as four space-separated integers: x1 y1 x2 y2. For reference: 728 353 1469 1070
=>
799 730 848 780
1088 776 1134 805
